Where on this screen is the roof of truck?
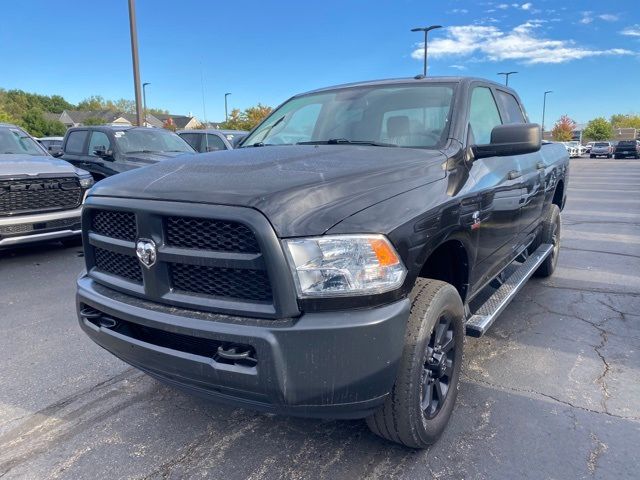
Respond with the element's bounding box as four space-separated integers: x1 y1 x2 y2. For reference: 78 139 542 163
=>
300 76 508 96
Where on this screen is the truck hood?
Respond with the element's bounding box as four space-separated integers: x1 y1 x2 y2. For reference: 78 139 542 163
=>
0 154 83 179
90 145 447 236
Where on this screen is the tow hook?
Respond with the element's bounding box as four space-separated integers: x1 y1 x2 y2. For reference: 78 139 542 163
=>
216 345 257 366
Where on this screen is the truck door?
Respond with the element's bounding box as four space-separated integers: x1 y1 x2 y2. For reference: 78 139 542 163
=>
495 89 545 239
466 85 525 286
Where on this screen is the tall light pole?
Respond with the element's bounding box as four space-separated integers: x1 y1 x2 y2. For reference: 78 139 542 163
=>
497 71 518 86
542 90 553 134
411 25 442 76
224 92 231 122
142 82 150 126
128 0 144 126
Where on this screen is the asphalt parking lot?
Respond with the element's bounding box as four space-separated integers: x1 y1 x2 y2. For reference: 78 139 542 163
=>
1 158 639 479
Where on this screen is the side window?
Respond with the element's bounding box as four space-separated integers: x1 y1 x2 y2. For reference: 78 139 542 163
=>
205 134 227 151
496 91 526 124
88 131 111 156
179 133 201 151
468 87 502 145
65 130 88 154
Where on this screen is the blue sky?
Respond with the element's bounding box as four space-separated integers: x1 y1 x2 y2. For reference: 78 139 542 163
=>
1 0 638 125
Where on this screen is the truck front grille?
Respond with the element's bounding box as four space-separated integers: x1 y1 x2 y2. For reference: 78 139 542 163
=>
171 263 272 301
94 247 143 283
92 211 137 241
82 201 293 318
0 177 82 216
166 216 259 253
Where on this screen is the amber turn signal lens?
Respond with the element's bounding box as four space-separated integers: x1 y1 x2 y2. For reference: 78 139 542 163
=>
369 238 400 266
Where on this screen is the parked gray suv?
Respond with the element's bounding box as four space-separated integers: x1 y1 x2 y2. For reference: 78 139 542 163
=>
0 123 94 248
590 142 614 158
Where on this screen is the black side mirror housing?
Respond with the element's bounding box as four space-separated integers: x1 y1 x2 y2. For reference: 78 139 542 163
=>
472 123 541 160
52 150 63 158
94 147 114 160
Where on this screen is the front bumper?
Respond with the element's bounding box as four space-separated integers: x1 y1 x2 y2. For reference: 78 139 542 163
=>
0 206 82 247
77 275 410 419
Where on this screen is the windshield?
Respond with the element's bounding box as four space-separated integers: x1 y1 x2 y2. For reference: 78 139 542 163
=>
114 128 195 154
0 127 47 156
594 142 609 147
241 83 455 149
618 141 637 147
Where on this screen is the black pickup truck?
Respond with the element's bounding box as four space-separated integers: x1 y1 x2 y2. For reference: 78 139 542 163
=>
76 77 568 448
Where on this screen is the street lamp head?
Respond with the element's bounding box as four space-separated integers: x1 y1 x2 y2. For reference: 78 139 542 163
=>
545 90 553 94
411 25 442 32
143 82 151 87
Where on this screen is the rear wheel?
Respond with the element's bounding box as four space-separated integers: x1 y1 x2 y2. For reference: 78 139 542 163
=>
366 279 464 448
534 204 561 277
590 154 595 158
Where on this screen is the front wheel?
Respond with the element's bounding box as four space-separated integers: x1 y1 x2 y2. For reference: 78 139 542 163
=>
366 279 464 448
534 204 561 277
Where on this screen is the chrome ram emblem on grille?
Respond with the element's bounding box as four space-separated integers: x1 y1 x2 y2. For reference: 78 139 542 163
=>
136 239 157 268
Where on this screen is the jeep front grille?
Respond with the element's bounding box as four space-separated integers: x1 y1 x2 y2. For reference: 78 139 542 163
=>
0 177 82 216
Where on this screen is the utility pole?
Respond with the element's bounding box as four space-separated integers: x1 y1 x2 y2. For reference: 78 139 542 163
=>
497 71 518 86
410 25 442 76
142 82 150 126
128 0 144 126
225 92 231 122
542 90 553 133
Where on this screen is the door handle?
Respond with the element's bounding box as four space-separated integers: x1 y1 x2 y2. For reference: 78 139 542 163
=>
508 170 522 180
536 162 546 170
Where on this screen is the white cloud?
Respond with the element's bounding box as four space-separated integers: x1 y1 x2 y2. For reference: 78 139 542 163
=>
497 4 509 9
620 24 640 37
449 64 468 70
599 14 619 22
449 8 469 14
580 12 593 25
521 3 533 10
411 22 635 65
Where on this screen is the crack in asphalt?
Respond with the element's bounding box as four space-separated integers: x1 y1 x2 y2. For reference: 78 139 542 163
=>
587 432 608 475
462 376 639 422
536 282 640 298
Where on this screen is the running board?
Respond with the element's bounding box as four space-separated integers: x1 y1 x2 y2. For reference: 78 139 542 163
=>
465 243 553 337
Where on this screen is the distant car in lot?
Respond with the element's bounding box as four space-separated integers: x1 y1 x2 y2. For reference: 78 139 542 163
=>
561 142 579 158
0 123 93 248
614 140 640 159
567 141 585 157
584 141 595 154
37 136 64 156
59 126 195 180
590 142 614 158
177 129 247 153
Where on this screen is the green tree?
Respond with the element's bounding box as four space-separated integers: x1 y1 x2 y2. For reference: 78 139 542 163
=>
83 117 105 126
551 115 575 142
77 95 106 111
0 105 17 123
147 107 170 116
610 114 640 130
19 109 66 137
220 103 272 131
583 117 613 141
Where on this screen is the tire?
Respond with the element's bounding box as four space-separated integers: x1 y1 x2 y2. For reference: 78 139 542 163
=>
366 279 464 448
607 154 612 159
534 204 561 278
590 154 595 158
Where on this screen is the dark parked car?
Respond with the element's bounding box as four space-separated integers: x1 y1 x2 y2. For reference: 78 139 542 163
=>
0 124 93 248
177 129 247 152
614 140 640 159
76 77 568 448
59 126 195 180
37 136 64 156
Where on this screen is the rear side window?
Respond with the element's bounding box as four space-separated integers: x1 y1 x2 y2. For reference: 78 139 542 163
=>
65 130 88 154
496 91 525 124
204 134 227 151
179 133 201 151
469 87 502 145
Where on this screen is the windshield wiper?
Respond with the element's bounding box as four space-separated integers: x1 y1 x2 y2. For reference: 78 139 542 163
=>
125 150 162 154
297 138 398 147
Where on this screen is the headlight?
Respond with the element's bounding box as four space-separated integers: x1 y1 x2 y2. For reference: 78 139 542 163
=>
284 234 407 297
79 176 94 188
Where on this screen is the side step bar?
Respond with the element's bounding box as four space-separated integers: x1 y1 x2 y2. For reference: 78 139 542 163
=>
465 243 553 337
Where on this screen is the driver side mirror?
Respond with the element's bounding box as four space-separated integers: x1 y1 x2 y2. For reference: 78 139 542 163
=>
472 123 541 160
93 146 114 160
